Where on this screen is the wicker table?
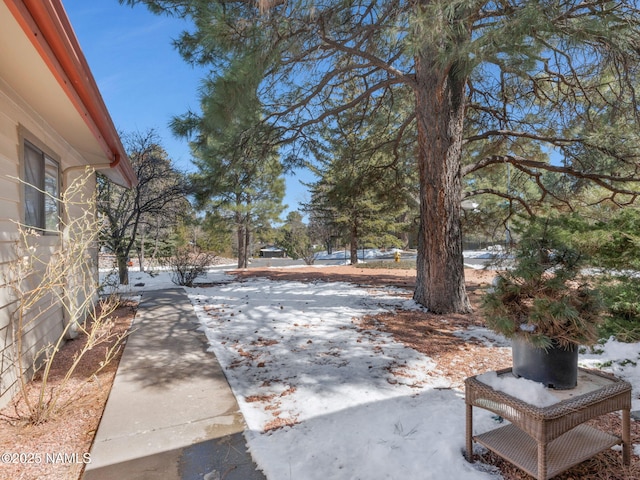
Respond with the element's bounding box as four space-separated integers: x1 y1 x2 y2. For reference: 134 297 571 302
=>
465 368 631 480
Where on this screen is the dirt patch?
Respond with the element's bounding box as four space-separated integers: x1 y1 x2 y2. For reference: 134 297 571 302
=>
230 264 496 290
0 302 135 480
359 310 511 388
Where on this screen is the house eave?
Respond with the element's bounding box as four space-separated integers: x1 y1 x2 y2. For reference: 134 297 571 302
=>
3 0 137 188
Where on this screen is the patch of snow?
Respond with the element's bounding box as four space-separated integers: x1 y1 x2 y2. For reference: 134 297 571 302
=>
454 327 511 348
476 371 558 407
99 248 638 479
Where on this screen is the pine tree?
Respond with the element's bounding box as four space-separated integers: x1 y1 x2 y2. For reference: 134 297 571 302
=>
121 0 640 313
175 69 285 268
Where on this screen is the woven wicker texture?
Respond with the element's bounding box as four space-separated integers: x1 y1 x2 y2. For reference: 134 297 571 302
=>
475 424 621 479
466 368 631 480
466 368 631 443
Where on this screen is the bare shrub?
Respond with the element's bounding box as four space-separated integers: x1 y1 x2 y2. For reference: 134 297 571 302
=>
5 169 129 425
170 247 216 287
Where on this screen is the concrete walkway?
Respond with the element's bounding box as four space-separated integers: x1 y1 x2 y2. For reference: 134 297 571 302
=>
83 288 266 480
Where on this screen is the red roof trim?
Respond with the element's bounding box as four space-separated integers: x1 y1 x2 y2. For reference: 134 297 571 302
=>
4 0 137 187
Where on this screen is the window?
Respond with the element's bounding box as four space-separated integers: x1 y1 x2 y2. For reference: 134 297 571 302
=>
23 141 59 232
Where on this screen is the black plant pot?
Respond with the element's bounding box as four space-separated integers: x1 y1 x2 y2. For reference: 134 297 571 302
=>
512 336 578 389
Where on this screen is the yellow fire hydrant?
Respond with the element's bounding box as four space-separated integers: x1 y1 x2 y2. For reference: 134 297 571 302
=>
394 250 401 263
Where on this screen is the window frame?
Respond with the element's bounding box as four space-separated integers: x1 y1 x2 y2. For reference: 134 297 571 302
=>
21 138 61 235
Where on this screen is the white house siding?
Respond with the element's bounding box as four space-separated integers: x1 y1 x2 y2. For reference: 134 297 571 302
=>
0 79 98 409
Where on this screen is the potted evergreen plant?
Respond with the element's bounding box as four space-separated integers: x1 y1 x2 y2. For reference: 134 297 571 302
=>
482 217 603 389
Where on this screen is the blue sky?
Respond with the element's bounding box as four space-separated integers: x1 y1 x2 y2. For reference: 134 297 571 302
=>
64 0 310 215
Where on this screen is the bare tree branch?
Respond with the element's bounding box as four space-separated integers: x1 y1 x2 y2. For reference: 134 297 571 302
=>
463 187 535 216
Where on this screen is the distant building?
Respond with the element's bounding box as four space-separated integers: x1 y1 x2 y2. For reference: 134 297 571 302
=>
259 246 285 258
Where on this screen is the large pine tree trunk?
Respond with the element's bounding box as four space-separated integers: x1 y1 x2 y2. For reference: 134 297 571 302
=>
237 222 247 269
349 224 358 265
413 46 471 314
244 224 251 265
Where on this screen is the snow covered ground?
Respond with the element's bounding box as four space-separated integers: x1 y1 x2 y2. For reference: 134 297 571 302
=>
102 253 640 479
